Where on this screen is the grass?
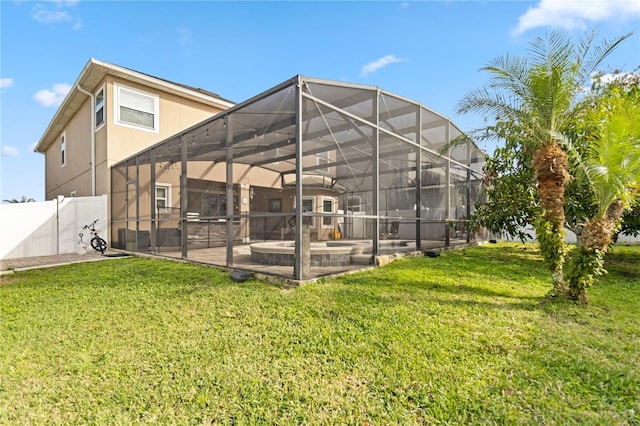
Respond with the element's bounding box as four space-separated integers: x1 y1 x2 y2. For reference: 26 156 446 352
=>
1 243 639 425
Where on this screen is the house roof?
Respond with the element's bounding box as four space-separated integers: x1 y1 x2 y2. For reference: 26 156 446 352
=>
34 58 235 153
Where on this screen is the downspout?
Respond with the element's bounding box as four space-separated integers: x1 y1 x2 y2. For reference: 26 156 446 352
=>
76 84 96 196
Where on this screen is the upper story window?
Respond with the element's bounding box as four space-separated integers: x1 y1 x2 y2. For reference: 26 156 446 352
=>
95 86 105 129
114 83 159 133
61 133 66 167
317 150 330 173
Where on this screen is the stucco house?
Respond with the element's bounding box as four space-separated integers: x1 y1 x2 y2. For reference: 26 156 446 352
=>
34 58 234 209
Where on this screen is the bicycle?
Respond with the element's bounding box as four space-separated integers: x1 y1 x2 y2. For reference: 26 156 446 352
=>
81 219 108 254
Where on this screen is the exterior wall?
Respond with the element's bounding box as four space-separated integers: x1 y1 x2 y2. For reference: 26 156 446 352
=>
124 161 284 220
188 162 282 192
43 73 228 218
44 100 93 199
94 102 109 196
104 76 224 169
97 76 226 210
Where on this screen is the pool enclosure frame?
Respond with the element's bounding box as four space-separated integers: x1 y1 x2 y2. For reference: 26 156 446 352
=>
111 75 486 280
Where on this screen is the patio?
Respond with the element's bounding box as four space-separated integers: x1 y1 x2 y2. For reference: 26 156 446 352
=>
147 236 471 284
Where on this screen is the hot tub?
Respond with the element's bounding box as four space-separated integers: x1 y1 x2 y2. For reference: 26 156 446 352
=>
250 241 371 266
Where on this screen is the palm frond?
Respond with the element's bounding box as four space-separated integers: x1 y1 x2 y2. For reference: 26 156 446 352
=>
553 130 593 188
437 133 474 157
527 31 574 72
578 32 634 85
578 89 640 216
458 30 633 159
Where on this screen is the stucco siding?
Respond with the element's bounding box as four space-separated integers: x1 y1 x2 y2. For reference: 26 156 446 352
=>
187 162 282 189
40 62 232 227
45 99 93 199
104 76 224 168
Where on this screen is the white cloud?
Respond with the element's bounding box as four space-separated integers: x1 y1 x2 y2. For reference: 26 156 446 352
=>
2 146 20 157
514 0 640 35
32 2 82 29
598 72 626 84
34 83 72 107
0 78 14 89
32 4 72 23
594 71 640 86
51 0 80 6
360 55 405 77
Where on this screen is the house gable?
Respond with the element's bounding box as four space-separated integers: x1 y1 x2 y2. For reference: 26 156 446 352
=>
34 58 234 155
36 58 234 200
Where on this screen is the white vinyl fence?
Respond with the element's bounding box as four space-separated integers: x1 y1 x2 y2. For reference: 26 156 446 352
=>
502 225 640 245
0 195 108 260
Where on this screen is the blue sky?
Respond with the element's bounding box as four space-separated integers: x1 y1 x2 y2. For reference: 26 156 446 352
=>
1 0 639 201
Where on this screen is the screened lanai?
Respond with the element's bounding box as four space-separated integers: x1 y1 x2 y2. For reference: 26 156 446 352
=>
111 75 486 280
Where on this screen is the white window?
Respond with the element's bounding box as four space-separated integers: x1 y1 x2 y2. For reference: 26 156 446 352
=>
347 196 361 213
303 198 315 228
322 197 334 227
155 184 170 213
114 83 159 132
61 133 66 167
95 85 105 129
317 150 330 173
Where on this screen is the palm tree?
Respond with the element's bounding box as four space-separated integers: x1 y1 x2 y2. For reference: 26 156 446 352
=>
3 196 36 203
563 75 640 302
457 31 631 294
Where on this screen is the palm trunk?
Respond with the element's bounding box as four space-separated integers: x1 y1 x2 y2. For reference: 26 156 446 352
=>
566 200 625 302
532 143 570 294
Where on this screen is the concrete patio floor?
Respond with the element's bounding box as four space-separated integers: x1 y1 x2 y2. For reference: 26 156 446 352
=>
155 239 462 284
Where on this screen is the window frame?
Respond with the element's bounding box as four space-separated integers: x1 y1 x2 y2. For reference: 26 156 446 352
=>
302 197 315 229
346 196 362 213
155 183 171 214
61 132 66 167
113 83 159 133
317 150 330 174
322 197 334 228
95 85 105 130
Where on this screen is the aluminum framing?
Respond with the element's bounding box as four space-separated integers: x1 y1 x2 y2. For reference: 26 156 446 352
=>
111 75 486 280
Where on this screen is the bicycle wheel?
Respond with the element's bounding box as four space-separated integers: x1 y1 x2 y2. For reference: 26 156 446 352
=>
91 237 108 254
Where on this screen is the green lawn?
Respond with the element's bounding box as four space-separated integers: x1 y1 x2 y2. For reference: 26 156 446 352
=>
1 243 639 425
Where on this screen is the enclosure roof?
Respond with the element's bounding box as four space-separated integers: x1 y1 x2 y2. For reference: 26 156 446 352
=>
115 74 485 192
